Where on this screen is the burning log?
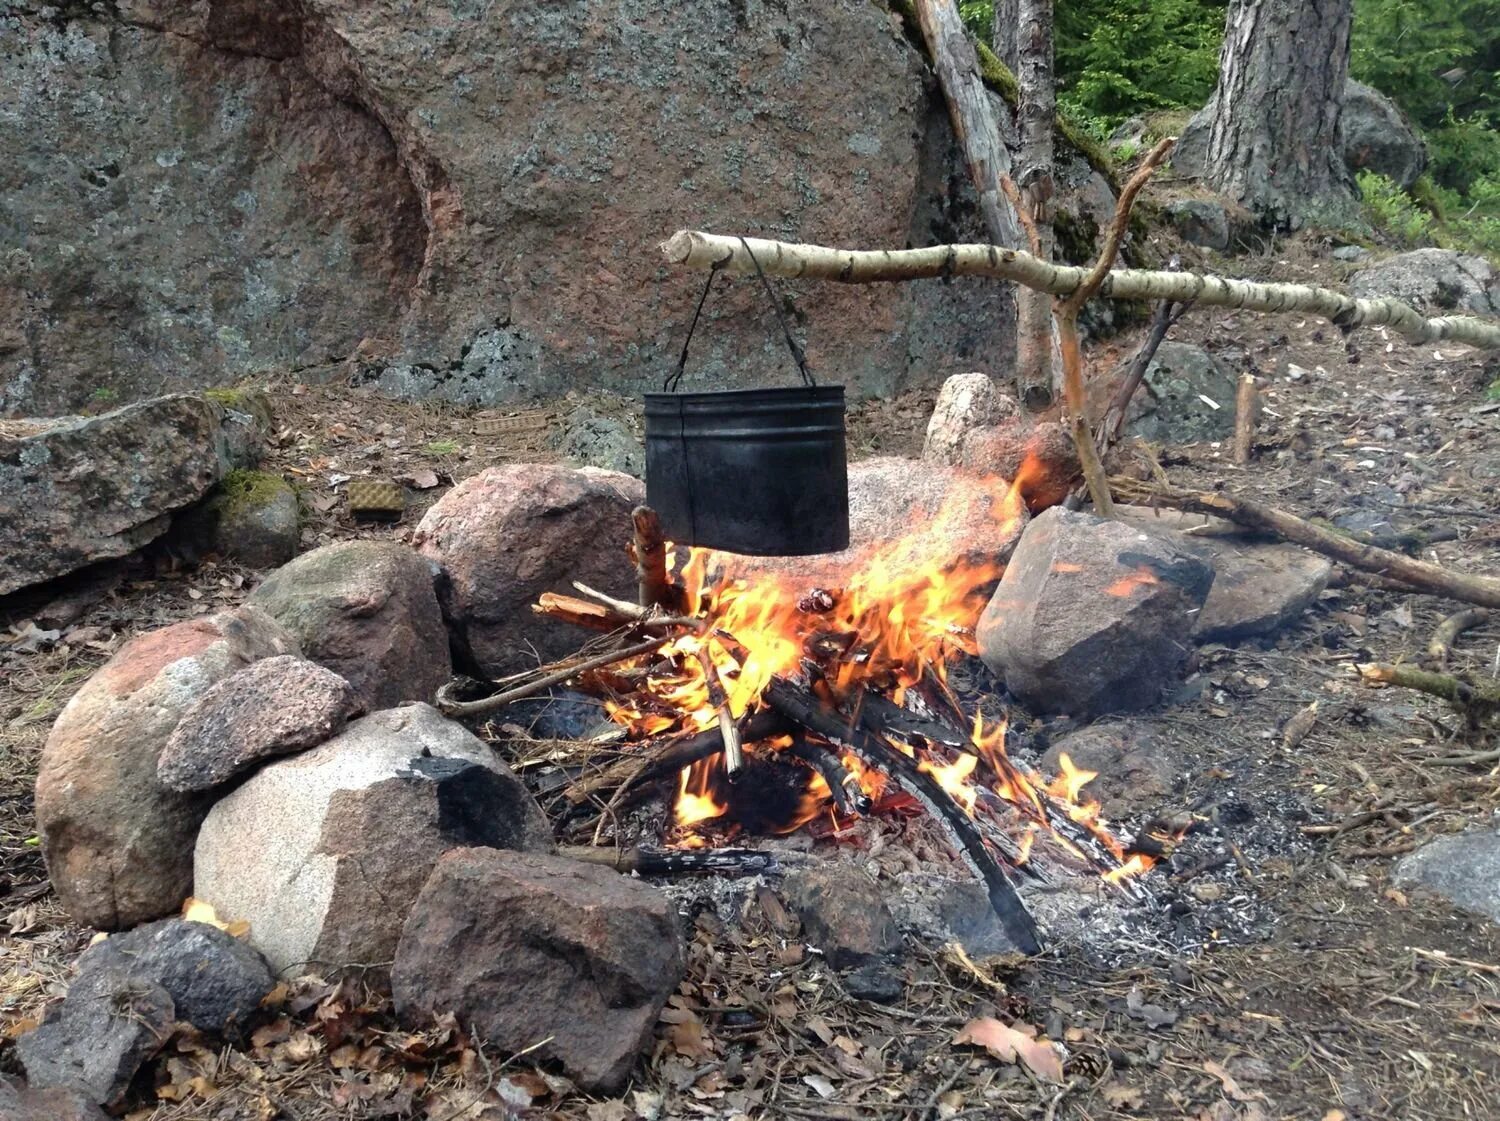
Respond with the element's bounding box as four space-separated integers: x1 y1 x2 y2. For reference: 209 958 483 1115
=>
695 645 745 776
789 735 873 817
629 506 676 610
762 677 1043 956
560 844 780 878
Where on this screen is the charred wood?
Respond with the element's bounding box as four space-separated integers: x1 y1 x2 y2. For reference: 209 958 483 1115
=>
560 845 780 877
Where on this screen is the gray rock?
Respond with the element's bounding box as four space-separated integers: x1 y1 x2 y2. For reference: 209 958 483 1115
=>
840 960 904 1003
1340 80 1426 189
977 508 1214 718
415 464 644 677
1332 244 1370 262
931 879 1025 958
157 655 363 792
1170 103 1215 178
1394 828 1500 924
1040 722 1175 819
36 606 297 931
75 919 275 1038
1166 199 1231 252
923 372 1020 466
781 866 901 970
1124 342 1238 445
393 847 685 1094
247 541 451 710
1350 249 1500 316
0 1077 110 1121
2 1 1010 415
0 394 267 595
552 406 643 478
1192 542 1331 641
15 967 175 1107
193 704 552 976
182 471 301 569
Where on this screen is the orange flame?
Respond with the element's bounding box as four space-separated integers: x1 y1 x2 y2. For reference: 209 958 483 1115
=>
1104 566 1160 597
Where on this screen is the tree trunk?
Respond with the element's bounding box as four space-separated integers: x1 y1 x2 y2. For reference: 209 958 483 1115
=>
1203 0 1357 229
1014 0 1057 409
991 0 1019 72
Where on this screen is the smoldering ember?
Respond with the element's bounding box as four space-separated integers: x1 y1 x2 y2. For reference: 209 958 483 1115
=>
5 4 1500 1121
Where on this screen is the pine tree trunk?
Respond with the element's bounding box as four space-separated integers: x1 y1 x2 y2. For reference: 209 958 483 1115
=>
1014 0 1056 409
1203 0 1357 229
991 0 1019 72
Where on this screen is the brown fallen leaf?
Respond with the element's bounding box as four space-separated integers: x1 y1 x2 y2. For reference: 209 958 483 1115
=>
1102 1083 1145 1110
1281 701 1319 750
953 1017 1063 1083
1204 1059 1268 1103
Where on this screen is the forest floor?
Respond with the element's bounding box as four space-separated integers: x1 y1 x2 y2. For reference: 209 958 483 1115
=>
2 229 1499 1121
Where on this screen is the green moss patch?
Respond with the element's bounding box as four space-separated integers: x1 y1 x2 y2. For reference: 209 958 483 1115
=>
214 469 295 520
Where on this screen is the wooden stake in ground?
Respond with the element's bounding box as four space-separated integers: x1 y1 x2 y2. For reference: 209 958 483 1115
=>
630 506 673 610
1232 373 1258 464
1109 476 1500 609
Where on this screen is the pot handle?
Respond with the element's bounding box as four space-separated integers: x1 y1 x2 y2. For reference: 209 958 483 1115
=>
664 236 815 392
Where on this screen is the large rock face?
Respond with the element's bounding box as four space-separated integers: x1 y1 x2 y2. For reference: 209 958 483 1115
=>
393 847 685 1094
0 394 266 595
415 464 644 676
246 541 451 710
36 606 296 930
3 0 1016 415
194 704 553 976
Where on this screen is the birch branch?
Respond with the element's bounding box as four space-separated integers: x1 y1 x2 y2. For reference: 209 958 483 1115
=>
660 232 1500 351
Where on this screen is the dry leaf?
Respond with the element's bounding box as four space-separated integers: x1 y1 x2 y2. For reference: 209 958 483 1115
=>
1281 701 1319 750
953 1017 1063 1083
802 1074 837 1099
585 1102 634 1121
1204 1060 1267 1103
400 469 442 489
1103 1083 1145 1110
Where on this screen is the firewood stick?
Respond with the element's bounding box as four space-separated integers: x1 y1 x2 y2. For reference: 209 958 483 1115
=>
789 735 872 816
565 709 789 806
630 506 675 610
436 637 665 719
1427 608 1491 667
696 647 744 776
533 593 698 634
559 845 780 877
763 677 1042 955
1109 476 1500 609
1099 293 1188 446
1232 373 1258 464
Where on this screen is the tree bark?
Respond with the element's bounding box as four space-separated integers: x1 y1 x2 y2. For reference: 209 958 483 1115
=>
1203 0 1357 229
659 231 1500 350
1014 0 1057 409
991 0 1019 72
914 0 1025 250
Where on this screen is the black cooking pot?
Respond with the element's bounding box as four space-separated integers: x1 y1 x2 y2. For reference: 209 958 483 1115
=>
645 385 849 556
646 239 850 557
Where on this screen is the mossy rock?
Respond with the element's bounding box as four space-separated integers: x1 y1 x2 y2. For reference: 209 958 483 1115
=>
203 387 275 433
180 470 301 569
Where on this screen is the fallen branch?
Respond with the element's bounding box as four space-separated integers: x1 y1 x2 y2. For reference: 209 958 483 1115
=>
695 646 744 776
1427 608 1491 667
660 233 1500 350
1108 477 1500 608
1358 662 1500 727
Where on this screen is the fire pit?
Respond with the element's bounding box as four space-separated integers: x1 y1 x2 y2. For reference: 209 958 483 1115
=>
440 477 1172 958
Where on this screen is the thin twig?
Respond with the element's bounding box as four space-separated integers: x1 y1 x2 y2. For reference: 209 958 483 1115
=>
436 637 665 719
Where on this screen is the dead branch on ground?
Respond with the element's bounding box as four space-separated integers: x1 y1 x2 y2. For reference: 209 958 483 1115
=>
1108 476 1500 609
1427 608 1492 667
1358 662 1500 730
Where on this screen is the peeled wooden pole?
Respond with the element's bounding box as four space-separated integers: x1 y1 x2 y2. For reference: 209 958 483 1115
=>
660 234 1500 351
1232 373 1258 464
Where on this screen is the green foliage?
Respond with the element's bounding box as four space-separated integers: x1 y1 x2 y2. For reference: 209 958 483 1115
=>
1487 379 1500 402
425 438 461 455
1357 170 1436 245
1350 0 1500 200
90 387 118 404
959 0 1225 124
215 469 293 519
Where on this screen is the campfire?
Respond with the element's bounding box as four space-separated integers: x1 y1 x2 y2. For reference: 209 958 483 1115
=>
448 467 1171 956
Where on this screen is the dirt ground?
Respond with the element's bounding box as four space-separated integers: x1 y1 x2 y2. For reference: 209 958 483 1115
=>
2 226 1499 1121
